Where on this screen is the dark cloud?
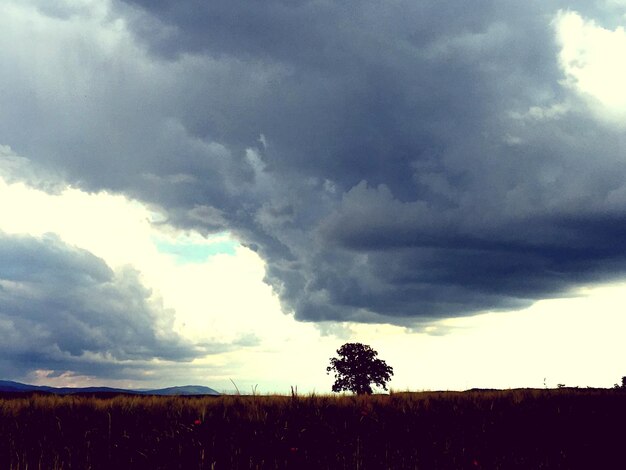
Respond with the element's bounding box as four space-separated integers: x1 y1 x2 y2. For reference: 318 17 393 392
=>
2 1 626 325
0 232 217 379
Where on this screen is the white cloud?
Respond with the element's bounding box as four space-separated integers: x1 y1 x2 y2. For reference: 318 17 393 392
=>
555 10 626 124
0 172 155 268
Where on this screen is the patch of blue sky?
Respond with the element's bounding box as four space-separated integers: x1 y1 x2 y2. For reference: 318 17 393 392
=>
154 233 238 264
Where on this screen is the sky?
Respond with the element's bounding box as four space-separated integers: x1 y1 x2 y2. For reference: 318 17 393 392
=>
1 0 626 393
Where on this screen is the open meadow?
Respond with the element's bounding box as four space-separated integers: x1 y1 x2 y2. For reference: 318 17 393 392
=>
1 388 625 469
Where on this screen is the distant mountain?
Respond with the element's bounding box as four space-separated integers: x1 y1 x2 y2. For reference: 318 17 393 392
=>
0 380 219 396
0 380 37 393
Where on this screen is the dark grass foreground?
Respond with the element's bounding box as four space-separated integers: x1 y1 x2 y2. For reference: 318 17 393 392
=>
1 388 625 469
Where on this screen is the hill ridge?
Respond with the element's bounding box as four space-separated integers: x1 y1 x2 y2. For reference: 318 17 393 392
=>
0 380 220 396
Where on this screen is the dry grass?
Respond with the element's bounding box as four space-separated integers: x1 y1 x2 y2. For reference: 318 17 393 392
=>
0 388 624 469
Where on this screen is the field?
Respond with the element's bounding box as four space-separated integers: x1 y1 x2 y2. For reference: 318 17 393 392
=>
1 388 625 469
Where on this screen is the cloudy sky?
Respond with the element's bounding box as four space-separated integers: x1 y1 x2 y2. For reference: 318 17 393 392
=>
1 0 626 393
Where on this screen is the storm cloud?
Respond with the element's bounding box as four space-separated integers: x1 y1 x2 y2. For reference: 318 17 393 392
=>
0 232 205 378
2 0 626 325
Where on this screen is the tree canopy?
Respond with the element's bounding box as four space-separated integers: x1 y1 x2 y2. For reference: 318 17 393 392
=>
326 342 393 395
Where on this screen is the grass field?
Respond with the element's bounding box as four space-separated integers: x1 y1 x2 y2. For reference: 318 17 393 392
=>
1 388 625 469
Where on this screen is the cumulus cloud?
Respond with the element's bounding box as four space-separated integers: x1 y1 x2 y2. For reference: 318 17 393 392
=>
555 10 626 123
0 232 208 379
2 0 626 326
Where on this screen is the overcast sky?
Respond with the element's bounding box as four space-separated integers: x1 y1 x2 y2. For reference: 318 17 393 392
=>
1 0 626 393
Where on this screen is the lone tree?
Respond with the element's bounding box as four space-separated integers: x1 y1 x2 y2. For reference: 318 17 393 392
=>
326 342 394 395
